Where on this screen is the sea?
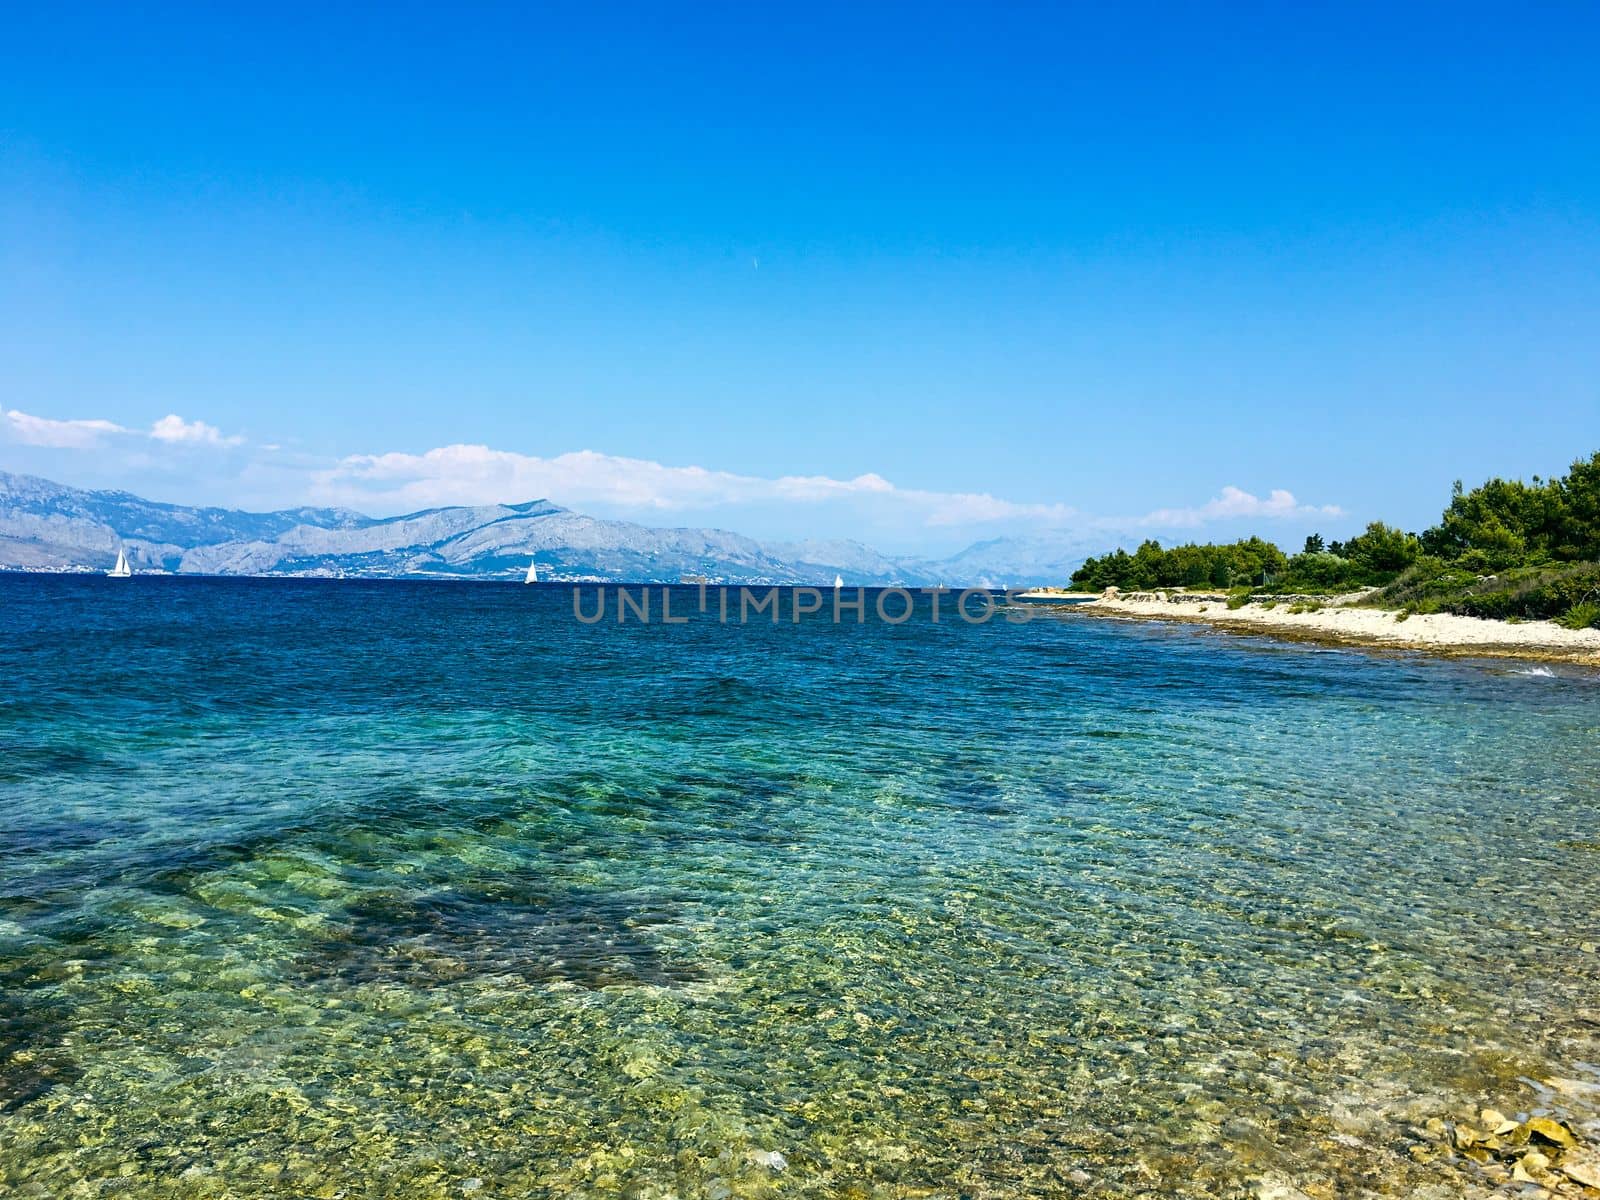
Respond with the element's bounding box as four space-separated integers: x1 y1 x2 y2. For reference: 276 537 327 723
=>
3 574 1598 1198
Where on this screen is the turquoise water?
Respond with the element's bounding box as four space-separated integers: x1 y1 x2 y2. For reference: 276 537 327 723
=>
3 575 1599 1199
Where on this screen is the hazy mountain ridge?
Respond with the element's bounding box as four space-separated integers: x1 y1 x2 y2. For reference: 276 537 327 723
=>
0 471 1084 586
930 532 1128 588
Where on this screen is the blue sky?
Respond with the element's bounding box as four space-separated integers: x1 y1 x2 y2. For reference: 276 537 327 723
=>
2 2 1598 553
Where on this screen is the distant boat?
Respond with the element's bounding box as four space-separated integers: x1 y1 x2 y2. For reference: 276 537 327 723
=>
833 574 844 589
107 547 132 578
523 558 539 584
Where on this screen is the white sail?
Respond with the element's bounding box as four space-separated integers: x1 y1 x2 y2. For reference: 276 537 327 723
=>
523 558 539 584
833 574 844 589
108 548 132 578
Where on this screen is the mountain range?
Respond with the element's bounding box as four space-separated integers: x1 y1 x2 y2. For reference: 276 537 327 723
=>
0 470 1097 586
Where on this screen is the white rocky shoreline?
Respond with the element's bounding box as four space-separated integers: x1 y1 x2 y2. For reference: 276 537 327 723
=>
1023 587 1600 666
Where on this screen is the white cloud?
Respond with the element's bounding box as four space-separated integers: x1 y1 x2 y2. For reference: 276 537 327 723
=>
2 408 245 451
319 445 902 512
1134 486 1342 528
3 408 129 448
148 414 244 446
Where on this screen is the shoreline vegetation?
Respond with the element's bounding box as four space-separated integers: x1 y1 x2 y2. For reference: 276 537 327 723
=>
1043 450 1600 665
1027 586 1600 665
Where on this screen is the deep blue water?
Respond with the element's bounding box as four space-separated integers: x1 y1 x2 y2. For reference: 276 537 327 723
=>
3 574 1599 1198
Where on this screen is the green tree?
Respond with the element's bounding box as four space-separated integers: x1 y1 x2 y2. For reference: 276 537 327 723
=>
1226 536 1289 582
1556 451 1600 560
1342 522 1421 577
1129 539 1168 590
1065 452 1599 594
1420 462 1589 564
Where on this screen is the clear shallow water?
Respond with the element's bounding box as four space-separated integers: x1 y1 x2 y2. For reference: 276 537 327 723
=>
3 576 1599 1199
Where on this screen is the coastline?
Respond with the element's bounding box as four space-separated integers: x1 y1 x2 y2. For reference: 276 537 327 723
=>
1025 588 1600 666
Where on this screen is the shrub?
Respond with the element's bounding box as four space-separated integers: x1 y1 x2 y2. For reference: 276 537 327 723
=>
1450 565 1600 622
1281 551 1365 592
1559 602 1600 631
1374 557 1466 608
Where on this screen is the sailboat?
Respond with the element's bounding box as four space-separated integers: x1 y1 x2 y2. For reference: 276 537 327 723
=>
107 547 132 578
523 558 539 585
833 574 844 589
